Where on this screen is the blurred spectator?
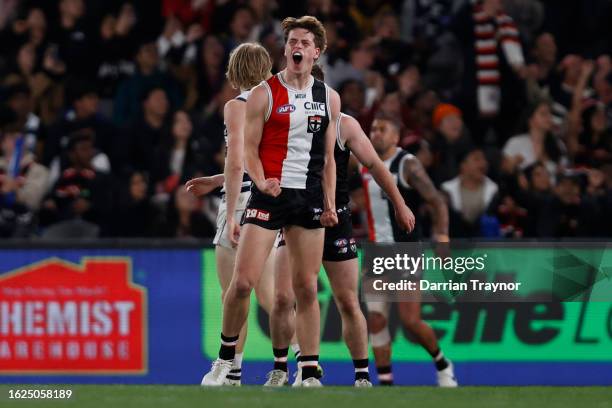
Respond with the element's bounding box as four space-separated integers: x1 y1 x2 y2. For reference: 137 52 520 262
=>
195 35 226 113
198 80 238 176
524 32 561 105
157 186 215 239
4 83 44 155
502 100 567 177
430 103 474 185
113 41 183 126
574 103 612 167
501 0 544 46
0 123 49 237
326 39 378 91
112 170 160 237
371 9 413 75
48 0 94 77
95 4 138 101
40 132 112 238
119 86 170 179
441 147 499 237
224 5 255 52
153 110 204 196
451 0 526 144
44 80 116 174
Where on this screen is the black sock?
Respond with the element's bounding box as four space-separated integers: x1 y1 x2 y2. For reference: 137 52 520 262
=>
430 348 449 371
300 355 319 380
273 347 289 372
219 333 238 360
377 365 393 385
353 358 370 381
226 368 241 381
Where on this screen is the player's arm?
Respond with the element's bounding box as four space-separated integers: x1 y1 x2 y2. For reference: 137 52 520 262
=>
402 157 449 242
343 115 415 232
321 88 340 227
244 85 280 196
185 174 224 197
223 100 246 219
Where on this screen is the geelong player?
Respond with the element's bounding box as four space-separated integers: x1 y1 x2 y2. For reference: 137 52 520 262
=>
361 114 457 387
264 67 416 387
202 16 340 387
186 43 276 386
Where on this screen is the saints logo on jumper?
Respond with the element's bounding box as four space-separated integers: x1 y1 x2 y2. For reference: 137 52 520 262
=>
308 116 323 133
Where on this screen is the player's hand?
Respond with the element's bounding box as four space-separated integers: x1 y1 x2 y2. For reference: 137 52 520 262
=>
395 203 416 233
185 175 223 197
258 178 281 197
226 216 241 247
320 208 338 227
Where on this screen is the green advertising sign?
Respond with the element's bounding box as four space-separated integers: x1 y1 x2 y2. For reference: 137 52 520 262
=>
201 248 612 362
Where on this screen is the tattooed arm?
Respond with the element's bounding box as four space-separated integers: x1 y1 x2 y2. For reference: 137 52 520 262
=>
402 156 449 242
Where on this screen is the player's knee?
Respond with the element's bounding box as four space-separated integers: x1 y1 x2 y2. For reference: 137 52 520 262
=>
293 281 317 305
274 290 295 312
335 292 360 318
401 315 422 332
233 277 255 299
368 312 387 334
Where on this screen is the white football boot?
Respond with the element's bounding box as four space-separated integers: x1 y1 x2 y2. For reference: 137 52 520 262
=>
436 361 458 387
264 369 289 386
201 359 233 386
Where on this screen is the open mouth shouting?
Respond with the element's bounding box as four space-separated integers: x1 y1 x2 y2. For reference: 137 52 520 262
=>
292 51 303 65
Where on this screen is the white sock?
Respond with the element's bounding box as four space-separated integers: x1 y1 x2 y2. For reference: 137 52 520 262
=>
233 352 244 370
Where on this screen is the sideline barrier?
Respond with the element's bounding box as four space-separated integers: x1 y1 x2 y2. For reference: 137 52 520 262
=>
0 240 610 385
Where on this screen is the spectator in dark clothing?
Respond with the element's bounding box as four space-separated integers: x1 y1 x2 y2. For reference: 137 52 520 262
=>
95 4 138 100
43 81 116 174
47 0 95 77
194 35 226 114
112 171 160 237
40 131 112 237
515 161 555 237
223 5 255 52
430 103 474 185
157 186 215 239
113 41 183 126
574 103 612 167
441 147 499 237
152 110 205 195
197 80 237 176
119 86 170 179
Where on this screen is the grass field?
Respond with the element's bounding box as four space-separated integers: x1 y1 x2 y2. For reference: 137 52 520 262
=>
2 386 612 408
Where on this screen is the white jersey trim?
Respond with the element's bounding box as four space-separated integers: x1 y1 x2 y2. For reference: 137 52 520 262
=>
261 81 273 122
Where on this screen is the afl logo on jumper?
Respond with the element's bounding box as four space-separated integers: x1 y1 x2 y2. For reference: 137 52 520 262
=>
277 104 296 114
308 116 323 132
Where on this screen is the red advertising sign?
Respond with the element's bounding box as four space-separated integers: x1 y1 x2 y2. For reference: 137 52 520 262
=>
0 257 147 374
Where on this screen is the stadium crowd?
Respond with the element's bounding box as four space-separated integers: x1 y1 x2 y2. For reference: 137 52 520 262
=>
0 0 610 239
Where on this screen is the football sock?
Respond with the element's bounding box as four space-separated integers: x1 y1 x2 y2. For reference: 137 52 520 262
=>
219 333 238 361
377 365 393 385
273 347 289 372
430 348 450 371
353 358 370 381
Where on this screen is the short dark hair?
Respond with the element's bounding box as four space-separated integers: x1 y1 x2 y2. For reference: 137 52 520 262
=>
373 112 403 134
67 130 95 152
281 16 327 54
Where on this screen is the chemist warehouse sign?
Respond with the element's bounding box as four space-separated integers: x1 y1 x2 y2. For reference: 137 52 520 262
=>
0 257 147 374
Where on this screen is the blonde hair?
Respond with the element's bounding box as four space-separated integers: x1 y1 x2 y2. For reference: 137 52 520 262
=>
281 16 327 54
226 43 273 91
